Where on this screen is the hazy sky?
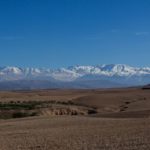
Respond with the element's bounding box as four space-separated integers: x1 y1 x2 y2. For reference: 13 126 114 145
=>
0 0 150 68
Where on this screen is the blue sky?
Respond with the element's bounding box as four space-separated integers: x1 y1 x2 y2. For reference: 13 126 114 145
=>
0 0 150 68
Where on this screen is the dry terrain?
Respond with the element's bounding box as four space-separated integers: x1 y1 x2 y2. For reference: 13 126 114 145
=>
0 88 150 150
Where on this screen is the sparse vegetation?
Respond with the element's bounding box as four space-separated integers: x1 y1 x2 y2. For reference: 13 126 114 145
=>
0 100 98 119
0 88 149 149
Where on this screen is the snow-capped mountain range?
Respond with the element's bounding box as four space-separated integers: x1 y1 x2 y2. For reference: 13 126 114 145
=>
0 64 149 90
0 64 149 81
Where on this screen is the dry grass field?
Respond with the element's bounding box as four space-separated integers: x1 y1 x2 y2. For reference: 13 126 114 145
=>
0 88 150 150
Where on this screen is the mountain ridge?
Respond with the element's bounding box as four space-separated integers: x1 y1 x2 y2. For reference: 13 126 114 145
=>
0 64 149 90
0 64 149 81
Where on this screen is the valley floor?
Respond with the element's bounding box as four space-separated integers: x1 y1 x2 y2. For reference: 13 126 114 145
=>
0 116 150 150
0 88 149 150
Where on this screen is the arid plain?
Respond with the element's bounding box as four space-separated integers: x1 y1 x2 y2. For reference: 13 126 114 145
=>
0 88 150 150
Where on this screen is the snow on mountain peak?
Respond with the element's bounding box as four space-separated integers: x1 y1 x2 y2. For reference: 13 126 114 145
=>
1 66 22 74
0 64 149 81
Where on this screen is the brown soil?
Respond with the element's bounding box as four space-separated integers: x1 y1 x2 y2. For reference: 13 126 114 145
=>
0 88 150 149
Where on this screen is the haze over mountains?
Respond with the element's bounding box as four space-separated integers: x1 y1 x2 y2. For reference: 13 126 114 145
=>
0 64 149 90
